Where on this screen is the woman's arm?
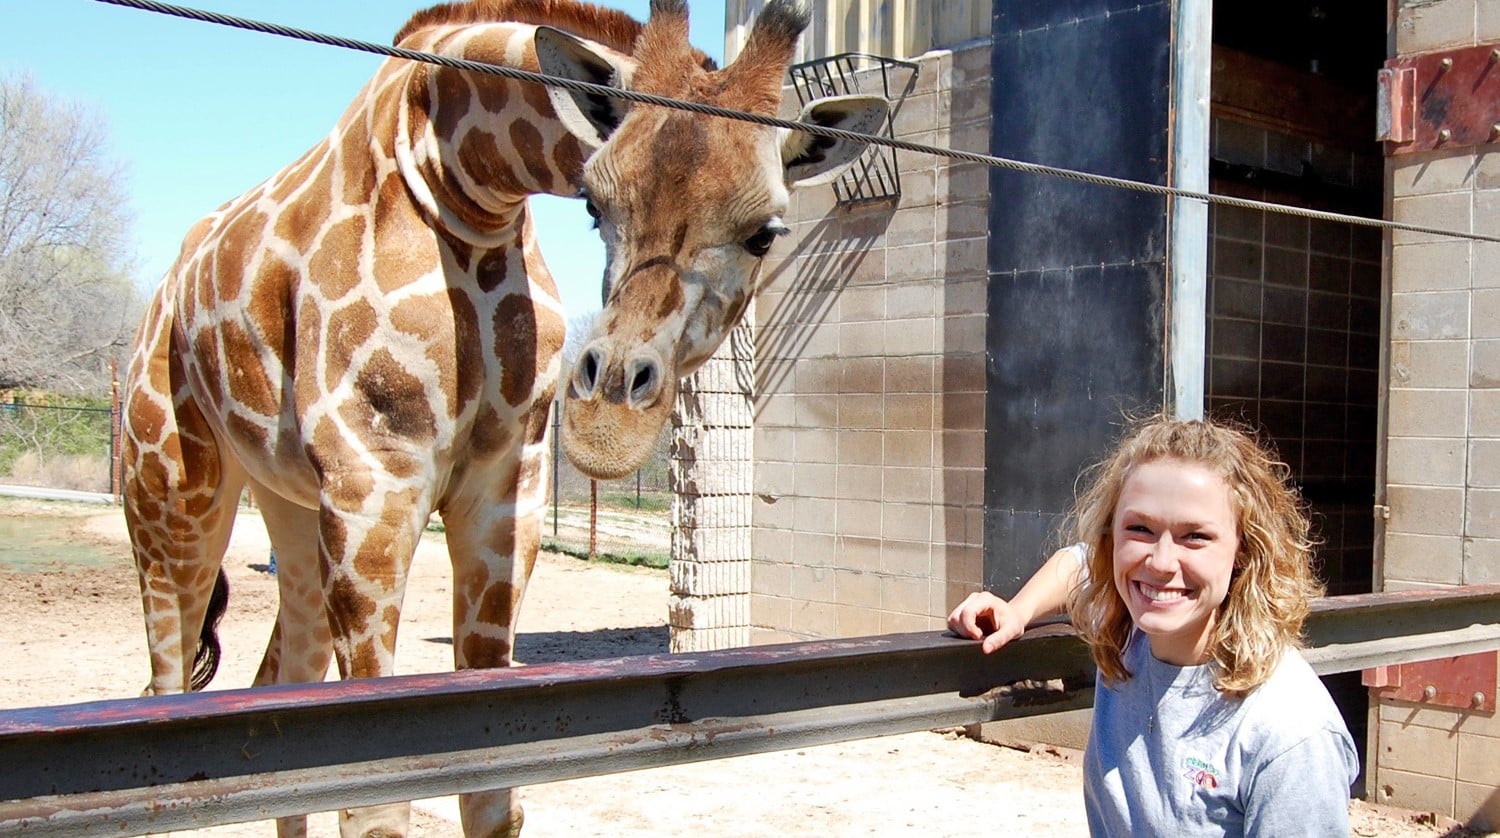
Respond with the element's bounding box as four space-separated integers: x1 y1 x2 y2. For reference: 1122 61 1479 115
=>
946 545 1084 654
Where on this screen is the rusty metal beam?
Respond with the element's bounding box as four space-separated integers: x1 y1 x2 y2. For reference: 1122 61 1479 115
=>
2 585 1497 836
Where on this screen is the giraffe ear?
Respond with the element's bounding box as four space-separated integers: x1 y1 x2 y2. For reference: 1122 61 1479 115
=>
780 94 889 187
534 26 637 152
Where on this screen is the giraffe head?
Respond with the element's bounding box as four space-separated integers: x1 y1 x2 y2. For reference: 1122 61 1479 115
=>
537 0 886 479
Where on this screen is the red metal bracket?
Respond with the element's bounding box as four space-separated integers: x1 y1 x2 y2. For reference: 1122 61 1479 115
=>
1363 651 1496 713
1378 44 1500 154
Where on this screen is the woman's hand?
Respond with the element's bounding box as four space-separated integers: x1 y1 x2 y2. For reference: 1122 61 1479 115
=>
946 591 1030 654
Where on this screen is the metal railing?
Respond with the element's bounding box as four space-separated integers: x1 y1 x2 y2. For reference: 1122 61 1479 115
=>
3 584 1497 836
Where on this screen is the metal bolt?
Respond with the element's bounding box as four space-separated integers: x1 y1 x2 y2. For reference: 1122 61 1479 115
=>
1492 49 1500 63
1491 124 1500 142
1423 684 1438 700
1475 692 1487 709
1440 57 1454 71
1438 128 1452 143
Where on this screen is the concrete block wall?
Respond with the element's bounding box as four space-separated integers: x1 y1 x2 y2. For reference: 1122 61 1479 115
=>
1376 0 1500 828
749 41 991 640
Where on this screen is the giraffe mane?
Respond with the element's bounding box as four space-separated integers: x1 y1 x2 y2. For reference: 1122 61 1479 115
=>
394 0 716 71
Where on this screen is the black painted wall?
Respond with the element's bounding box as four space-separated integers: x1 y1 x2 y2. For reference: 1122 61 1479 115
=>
983 0 1173 595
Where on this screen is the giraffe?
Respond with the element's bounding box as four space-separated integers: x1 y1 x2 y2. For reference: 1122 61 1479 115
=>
121 0 884 836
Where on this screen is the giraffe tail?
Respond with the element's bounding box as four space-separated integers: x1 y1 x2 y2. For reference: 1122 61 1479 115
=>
189 569 230 691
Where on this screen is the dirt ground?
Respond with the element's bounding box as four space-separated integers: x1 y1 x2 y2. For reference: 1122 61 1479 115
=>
0 496 1489 837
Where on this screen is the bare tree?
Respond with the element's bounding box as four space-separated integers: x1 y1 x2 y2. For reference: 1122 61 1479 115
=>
0 73 143 394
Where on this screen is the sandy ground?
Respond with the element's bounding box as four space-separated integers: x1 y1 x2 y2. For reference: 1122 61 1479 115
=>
0 495 1488 838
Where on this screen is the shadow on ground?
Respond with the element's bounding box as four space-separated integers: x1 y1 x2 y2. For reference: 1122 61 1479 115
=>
422 626 670 663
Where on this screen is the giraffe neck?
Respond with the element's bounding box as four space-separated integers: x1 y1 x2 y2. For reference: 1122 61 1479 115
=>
387 22 592 248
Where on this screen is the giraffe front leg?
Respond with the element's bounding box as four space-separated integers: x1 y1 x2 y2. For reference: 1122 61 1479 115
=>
316 475 430 838
442 438 548 838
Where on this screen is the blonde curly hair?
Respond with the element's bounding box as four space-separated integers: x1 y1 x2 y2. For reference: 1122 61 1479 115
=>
1064 414 1322 696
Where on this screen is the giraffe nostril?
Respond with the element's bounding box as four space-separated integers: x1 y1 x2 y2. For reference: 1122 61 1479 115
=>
626 357 661 407
573 347 604 399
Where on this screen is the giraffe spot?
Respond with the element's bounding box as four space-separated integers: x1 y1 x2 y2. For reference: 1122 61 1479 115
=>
381 605 400 654
475 580 519 630
552 133 586 185
448 290 484 413
520 76 552 119
222 320 279 418
308 214 369 301
348 347 437 443
508 120 554 193
311 420 375 514
472 75 509 115
493 295 538 407
348 637 383 679
274 152 336 257
475 246 512 295
458 129 526 197
293 299 324 412
215 207 271 303
128 391 168 446
226 410 269 453
323 298 380 394
432 68 474 144
372 175 435 294
191 329 225 409
468 404 515 458
251 272 297 379
338 123 379 208
390 294 460 419
461 634 513 669
269 143 327 206
438 228 473 273
327 571 376 635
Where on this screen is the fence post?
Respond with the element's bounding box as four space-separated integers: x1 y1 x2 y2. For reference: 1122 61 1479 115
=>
110 358 123 503
589 479 598 559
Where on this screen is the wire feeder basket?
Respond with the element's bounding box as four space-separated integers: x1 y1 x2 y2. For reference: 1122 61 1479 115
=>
788 52 919 205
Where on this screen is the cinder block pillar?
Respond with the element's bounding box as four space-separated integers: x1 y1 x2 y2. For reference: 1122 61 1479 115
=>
668 319 754 651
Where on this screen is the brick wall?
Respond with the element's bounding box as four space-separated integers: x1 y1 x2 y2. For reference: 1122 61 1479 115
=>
750 41 991 640
1376 0 1500 828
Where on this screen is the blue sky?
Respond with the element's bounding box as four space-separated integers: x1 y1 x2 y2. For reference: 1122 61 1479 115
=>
4 0 728 317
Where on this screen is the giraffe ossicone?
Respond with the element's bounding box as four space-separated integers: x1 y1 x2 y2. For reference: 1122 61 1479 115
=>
121 1 882 836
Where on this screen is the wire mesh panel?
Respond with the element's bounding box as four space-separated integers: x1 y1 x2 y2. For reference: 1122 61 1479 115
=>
788 52 918 205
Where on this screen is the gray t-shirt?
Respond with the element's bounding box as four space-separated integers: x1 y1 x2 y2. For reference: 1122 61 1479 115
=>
1084 633 1359 836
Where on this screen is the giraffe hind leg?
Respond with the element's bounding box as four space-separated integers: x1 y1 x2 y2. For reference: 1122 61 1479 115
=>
189 568 230 690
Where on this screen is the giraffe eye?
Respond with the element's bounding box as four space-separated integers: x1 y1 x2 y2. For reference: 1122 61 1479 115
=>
744 224 783 258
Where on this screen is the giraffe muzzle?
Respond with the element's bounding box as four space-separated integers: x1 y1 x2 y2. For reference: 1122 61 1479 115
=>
561 340 675 479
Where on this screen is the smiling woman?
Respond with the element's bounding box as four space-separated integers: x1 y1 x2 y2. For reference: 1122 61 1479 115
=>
948 414 1359 837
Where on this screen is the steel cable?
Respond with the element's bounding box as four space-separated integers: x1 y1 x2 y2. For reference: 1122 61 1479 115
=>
94 0 1500 244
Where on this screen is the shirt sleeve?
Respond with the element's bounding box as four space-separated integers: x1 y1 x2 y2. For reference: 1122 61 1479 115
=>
1241 728 1359 837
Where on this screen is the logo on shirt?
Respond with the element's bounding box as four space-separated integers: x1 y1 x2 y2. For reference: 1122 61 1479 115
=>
1183 756 1223 789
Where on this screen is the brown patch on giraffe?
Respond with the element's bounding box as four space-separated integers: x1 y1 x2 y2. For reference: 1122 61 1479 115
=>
190 329 225 409
372 175 435 294
268 142 326 206
508 119 555 193
212 204 270 304
458 129 527 198
273 154 336 256
493 294 538 407
461 634 513 669
308 214 369 300
519 73 554 120
431 67 474 146
128 391 168 447
328 572 378 638
475 245 512 295
226 411 269 453
248 254 296 373
467 404 516 459
293 298 323 413
381 605 400 653
311 418 375 514
438 227 473 273
323 297 379 393
349 347 438 443
551 133 586 184
472 75 510 116
221 320 279 418
338 122 379 208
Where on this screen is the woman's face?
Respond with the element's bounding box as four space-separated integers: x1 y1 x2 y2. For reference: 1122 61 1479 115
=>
1111 457 1240 666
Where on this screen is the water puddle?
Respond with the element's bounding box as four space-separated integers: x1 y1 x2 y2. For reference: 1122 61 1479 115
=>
0 515 115 572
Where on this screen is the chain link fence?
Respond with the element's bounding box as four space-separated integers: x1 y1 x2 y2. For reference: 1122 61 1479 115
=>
0 395 672 568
